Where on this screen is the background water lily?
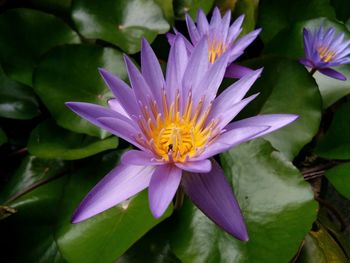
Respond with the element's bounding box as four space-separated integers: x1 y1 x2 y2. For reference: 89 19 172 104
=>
66 35 297 241
300 25 350 80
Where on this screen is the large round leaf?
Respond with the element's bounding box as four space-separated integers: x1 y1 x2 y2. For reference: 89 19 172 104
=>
0 8 79 85
0 65 40 120
325 163 350 200
28 119 118 160
241 56 322 159
173 0 214 19
258 0 336 43
264 18 350 109
33 44 127 138
71 0 170 54
169 139 317 263
315 102 350 159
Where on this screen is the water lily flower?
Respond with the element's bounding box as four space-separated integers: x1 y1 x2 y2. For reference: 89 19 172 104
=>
66 35 297 241
167 7 261 78
300 25 350 80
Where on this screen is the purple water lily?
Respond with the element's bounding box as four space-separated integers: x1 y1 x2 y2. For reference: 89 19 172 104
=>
167 7 261 78
300 25 350 80
66 35 297 241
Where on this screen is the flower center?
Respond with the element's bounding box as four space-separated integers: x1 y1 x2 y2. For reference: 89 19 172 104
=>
135 89 220 163
208 38 226 64
317 46 335 62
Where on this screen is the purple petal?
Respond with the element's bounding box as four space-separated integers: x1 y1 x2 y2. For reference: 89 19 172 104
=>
194 125 270 160
96 117 145 150
209 68 262 120
149 164 182 218
319 68 347 80
141 38 165 108
182 160 248 241
99 68 139 116
186 14 200 43
210 7 222 29
226 114 299 139
299 58 314 68
225 63 255 78
166 35 188 103
121 150 164 166
221 10 232 42
66 102 135 131
175 159 212 173
182 36 209 104
72 164 155 223
226 15 244 43
229 28 261 62
107 99 130 118
166 32 175 46
124 55 153 106
196 9 209 36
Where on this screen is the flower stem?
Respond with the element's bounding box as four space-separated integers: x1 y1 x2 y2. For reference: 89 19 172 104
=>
309 68 317 76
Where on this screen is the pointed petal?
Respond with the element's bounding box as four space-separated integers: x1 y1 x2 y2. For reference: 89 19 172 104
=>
186 14 200 43
194 125 270 160
141 38 165 107
66 102 135 130
319 68 347 80
149 165 182 218
299 58 314 68
175 159 212 173
99 68 139 116
72 164 155 223
166 35 188 102
226 114 299 139
226 15 244 43
225 63 255 78
107 99 130 118
210 7 221 29
121 150 164 166
196 9 209 36
97 117 145 150
229 28 261 62
182 161 248 241
166 32 176 45
124 55 153 105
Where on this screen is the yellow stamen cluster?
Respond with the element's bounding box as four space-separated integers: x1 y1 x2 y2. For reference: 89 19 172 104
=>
317 46 335 62
135 89 220 163
208 38 226 64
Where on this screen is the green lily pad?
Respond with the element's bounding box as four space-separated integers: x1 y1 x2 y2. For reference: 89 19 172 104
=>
154 0 174 23
315 102 350 159
258 0 336 43
242 56 322 159
169 139 317 263
28 119 118 160
264 18 350 109
297 224 347 263
0 129 7 146
33 44 127 138
0 65 40 120
0 155 67 204
174 0 214 19
325 163 350 200
71 0 170 54
0 8 79 85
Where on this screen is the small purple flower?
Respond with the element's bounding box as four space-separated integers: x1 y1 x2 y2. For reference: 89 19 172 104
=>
300 26 350 80
167 7 261 78
66 35 297 241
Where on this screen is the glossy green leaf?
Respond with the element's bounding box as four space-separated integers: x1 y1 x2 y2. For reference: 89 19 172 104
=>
0 128 7 146
28 119 118 160
154 0 174 23
71 0 170 54
316 102 350 159
174 0 215 19
233 0 258 35
54 153 173 263
169 139 317 263
297 224 347 263
325 163 350 199
0 155 67 204
24 0 72 16
0 176 68 262
242 56 322 159
0 65 40 120
0 8 79 85
33 44 127 138
265 18 350 109
258 0 336 43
